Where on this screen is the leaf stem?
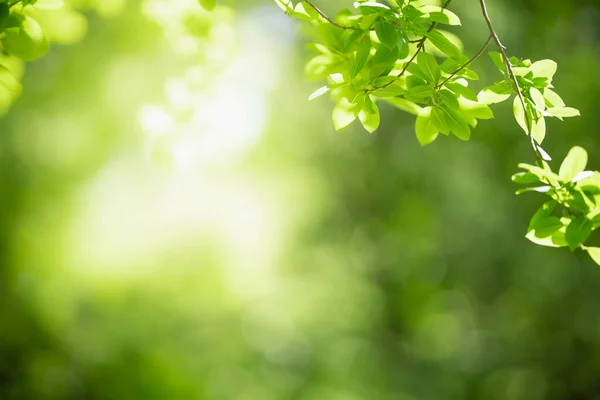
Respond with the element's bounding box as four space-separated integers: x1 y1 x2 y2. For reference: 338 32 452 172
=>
478 0 544 165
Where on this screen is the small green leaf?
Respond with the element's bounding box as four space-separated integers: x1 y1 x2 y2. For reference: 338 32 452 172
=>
559 146 588 182
417 52 440 84
529 59 557 80
565 216 593 250
488 51 506 72
438 89 459 110
358 96 380 133
332 98 358 131
478 81 512 104
374 21 398 47
426 30 461 59
384 97 422 115
543 88 565 108
431 106 449 134
415 106 439 146
443 107 470 140
349 41 371 79
512 171 541 184
530 87 546 111
446 82 478 102
531 115 546 144
546 107 580 118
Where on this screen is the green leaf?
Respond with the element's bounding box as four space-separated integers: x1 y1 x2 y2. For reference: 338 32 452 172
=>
199 0 217 11
358 96 380 133
443 107 470 140
586 247 600 266
543 88 565 108
384 97 422 115
332 98 358 131
349 41 371 79
406 85 433 99
438 89 459 110
431 106 449 134
529 87 546 111
446 82 478 102
512 96 528 133
372 44 399 66
426 30 461 59
565 216 593 250
374 21 398 48
512 171 541 184
1 15 49 62
478 81 512 104
417 51 440 84
457 98 493 120
488 51 505 72
529 59 557 80
546 107 580 118
531 115 546 144
559 146 588 182
415 106 439 146
518 163 561 185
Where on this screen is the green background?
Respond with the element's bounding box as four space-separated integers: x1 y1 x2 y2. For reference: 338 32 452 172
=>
1 0 600 398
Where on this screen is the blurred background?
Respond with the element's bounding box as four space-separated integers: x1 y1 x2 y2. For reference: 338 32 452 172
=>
1 0 600 398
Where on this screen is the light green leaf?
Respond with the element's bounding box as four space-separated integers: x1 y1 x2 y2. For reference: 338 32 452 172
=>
431 106 449 134
384 97 422 115
426 30 461 59
546 107 580 118
529 59 557 80
559 146 588 182
531 115 546 144
417 52 440 84
457 97 493 120
530 87 546 111
543 88 565 108
332 98 358 131
443 107 470 140
349 41 371 79
359 96 380 133
415 106 439 146
513 96 528 133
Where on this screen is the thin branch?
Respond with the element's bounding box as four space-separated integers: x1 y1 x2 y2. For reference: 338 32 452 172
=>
304 0 356 30
436 34 493 90
478 0 544 165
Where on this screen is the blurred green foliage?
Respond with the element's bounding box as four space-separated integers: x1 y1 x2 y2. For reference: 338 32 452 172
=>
1 0 600 399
